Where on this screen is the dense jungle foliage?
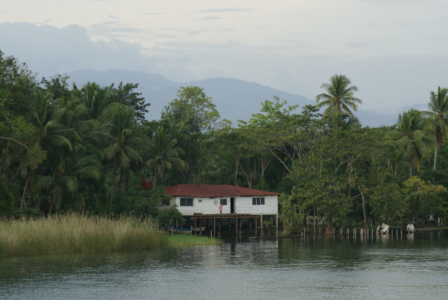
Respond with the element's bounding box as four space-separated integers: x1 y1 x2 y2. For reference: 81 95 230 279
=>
1 50 447 233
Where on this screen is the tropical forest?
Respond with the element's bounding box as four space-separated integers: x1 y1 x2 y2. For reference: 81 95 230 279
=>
1 49 447 236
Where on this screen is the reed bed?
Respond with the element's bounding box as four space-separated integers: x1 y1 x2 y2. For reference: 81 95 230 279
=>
168 234 221 247
0 214 168 257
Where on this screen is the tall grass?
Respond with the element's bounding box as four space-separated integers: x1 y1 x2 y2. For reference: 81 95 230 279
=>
0 214 168 257
167 234 221 247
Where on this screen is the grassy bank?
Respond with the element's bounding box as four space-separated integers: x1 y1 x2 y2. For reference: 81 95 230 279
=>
0 214 168 257
0 215 221 257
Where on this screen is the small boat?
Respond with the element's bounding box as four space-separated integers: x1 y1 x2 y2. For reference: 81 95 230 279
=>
191 227 206 232
166 225 198 234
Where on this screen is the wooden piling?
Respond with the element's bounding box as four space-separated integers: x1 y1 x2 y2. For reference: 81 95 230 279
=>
255 216 258 237
236 217 238 236
214 218 216 237
276 214 279 237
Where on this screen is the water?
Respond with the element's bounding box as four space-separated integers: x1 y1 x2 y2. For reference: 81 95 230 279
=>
1 232 448 299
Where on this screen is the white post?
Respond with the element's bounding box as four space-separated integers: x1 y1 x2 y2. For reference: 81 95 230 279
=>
260 215 263 237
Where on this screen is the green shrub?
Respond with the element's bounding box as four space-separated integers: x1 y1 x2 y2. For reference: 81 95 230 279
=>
0 182 15 217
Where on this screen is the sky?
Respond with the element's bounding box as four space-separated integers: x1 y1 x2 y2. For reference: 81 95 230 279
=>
1 0 448 113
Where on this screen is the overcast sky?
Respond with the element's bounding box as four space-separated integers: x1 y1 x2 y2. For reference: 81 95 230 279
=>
1 0 448 113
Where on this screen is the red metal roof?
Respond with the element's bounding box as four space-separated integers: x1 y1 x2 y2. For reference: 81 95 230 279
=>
164 184 280 197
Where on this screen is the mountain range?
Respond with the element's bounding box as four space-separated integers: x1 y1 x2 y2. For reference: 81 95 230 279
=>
64 69 398 127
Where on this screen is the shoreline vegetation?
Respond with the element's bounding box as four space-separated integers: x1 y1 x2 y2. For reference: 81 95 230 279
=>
0 214 220 258
2 51 448 239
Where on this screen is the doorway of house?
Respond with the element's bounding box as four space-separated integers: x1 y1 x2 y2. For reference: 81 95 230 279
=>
230 198 235 213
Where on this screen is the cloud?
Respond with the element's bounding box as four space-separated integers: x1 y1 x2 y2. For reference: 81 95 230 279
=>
89 22 145 35
0 22 159 76
109 15 119 19
1 22 448 114
198 16 222 20
140 13 163 16
346 42 373 49
196 9 255 13
357 0 426 6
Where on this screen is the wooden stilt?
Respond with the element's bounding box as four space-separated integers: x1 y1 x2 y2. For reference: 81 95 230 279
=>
236 217 238 236
255 217 258 237
239 217 242 235
214 217 216 237
194 218 197 236
276 214 279 237
260 215 263 237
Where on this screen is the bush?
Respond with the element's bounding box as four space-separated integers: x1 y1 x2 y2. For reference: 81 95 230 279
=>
0 182 15 217
157 205 185 227
112 187 170 218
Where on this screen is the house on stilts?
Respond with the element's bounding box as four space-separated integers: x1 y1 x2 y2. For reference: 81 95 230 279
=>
161 184 280 237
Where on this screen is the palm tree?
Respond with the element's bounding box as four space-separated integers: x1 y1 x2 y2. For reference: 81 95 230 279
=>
73 82 113 120
423 87 448 170
37 153 101 214
315 74 362 122
97 103 147 208
386 109 435 178
144 127 188 187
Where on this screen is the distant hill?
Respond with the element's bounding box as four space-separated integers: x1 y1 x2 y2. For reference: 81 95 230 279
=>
64 69 397 127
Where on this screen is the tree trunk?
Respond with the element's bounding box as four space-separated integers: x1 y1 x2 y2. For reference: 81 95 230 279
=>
48 195 56 215
125 168 129 193
409 160 413 178
109 154 118 209
234 157 239 185
20 170 30 209
433 147 437 171
358 184 368 234
35 194 43 209
195 138 201 184
118 167 123 191
197 156 201 184
152 174 157 189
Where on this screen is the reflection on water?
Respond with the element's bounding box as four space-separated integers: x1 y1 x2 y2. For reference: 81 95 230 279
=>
1 232 448 299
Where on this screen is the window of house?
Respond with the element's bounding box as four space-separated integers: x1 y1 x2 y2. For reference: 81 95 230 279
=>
180 198 193 206
220 199 227 205
252 197 265 205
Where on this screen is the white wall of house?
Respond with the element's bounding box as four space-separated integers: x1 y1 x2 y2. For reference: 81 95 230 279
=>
234 196 278 215
160 195 278 216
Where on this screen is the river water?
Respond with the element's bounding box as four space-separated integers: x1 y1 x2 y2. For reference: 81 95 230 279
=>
1 232 448 299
